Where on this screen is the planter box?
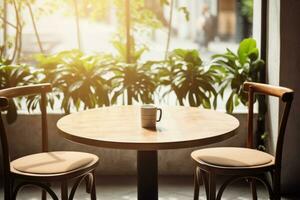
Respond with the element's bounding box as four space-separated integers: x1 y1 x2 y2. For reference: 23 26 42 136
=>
1 113 253 175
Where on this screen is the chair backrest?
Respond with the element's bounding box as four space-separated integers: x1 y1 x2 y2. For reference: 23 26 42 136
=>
0 84 52 177
243 81 293 181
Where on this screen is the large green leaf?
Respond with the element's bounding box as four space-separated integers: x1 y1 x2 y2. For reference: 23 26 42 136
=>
238 38 258 65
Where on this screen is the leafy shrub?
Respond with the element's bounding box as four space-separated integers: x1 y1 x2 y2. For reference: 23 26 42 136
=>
158 49 219 108
0 61 34 123
110 62 157 105
212 38 264 112
0 38 264 122
34 50 114 113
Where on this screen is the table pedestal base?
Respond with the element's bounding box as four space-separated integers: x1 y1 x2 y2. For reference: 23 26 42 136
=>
137 150 158 200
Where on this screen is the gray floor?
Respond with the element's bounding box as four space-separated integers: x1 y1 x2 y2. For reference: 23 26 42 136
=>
0 176 275 200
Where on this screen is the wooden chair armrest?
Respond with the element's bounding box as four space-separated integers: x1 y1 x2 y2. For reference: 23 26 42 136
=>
0 83 52 99
244 82 293 101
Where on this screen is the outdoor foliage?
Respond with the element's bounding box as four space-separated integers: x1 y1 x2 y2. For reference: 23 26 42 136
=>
34 50 114 113
110 62 157 105
0 37 264 128
0 38 264 121
0 0 169 62
0 60 34 123
112 36 148 63
158 49 218 108
212 38 264 113
241 0 253 23
0 0 260 122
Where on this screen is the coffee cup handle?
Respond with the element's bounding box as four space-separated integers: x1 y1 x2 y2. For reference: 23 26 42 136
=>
157 108 162 122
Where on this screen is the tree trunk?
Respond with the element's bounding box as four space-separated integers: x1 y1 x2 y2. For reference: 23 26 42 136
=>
125 0 131 64
2 0 8 57
73 0 82 50
144 0 169 27
11 0 20 62
15 1 23 63
127 89 132 105
27 1 44 54
165 0 174 60
16 24 22 63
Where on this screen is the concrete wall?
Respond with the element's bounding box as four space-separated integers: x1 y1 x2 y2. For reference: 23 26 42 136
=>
1 113 250 175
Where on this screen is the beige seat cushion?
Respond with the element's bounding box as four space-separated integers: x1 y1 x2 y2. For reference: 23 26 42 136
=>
191 147 274 167
11 151 98 174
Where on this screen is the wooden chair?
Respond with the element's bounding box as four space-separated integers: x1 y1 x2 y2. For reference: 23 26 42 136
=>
0 84 99 200
191 82 294 200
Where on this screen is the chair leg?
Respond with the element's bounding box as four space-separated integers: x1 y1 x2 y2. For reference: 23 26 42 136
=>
90 171 97 200
208 172 216 200
61 181 68 200
4 179 12 200
202 170 210 199
85 175 92 194
272 171 281 200
273 194 281 200
250 179 258 200
193 167 200 200
42 190 47 200
42 182 52 200
272 186 281 200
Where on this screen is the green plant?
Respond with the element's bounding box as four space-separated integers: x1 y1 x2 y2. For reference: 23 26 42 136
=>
112 35 148 63
212 38 264 113
114 0 163 34
25 51 69 112
0 60 34 123
34 50 114 113
158 49 219 108
110 62 157 105
34 51 68 84
241 0 253 24
56 0 111 21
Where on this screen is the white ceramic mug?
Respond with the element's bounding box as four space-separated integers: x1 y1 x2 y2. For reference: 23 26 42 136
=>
140 105 162 128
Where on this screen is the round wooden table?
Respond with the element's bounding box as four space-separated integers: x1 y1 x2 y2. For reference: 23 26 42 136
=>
57 106 239 200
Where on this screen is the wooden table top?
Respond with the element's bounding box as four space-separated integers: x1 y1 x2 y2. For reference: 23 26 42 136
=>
57 106 240 150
